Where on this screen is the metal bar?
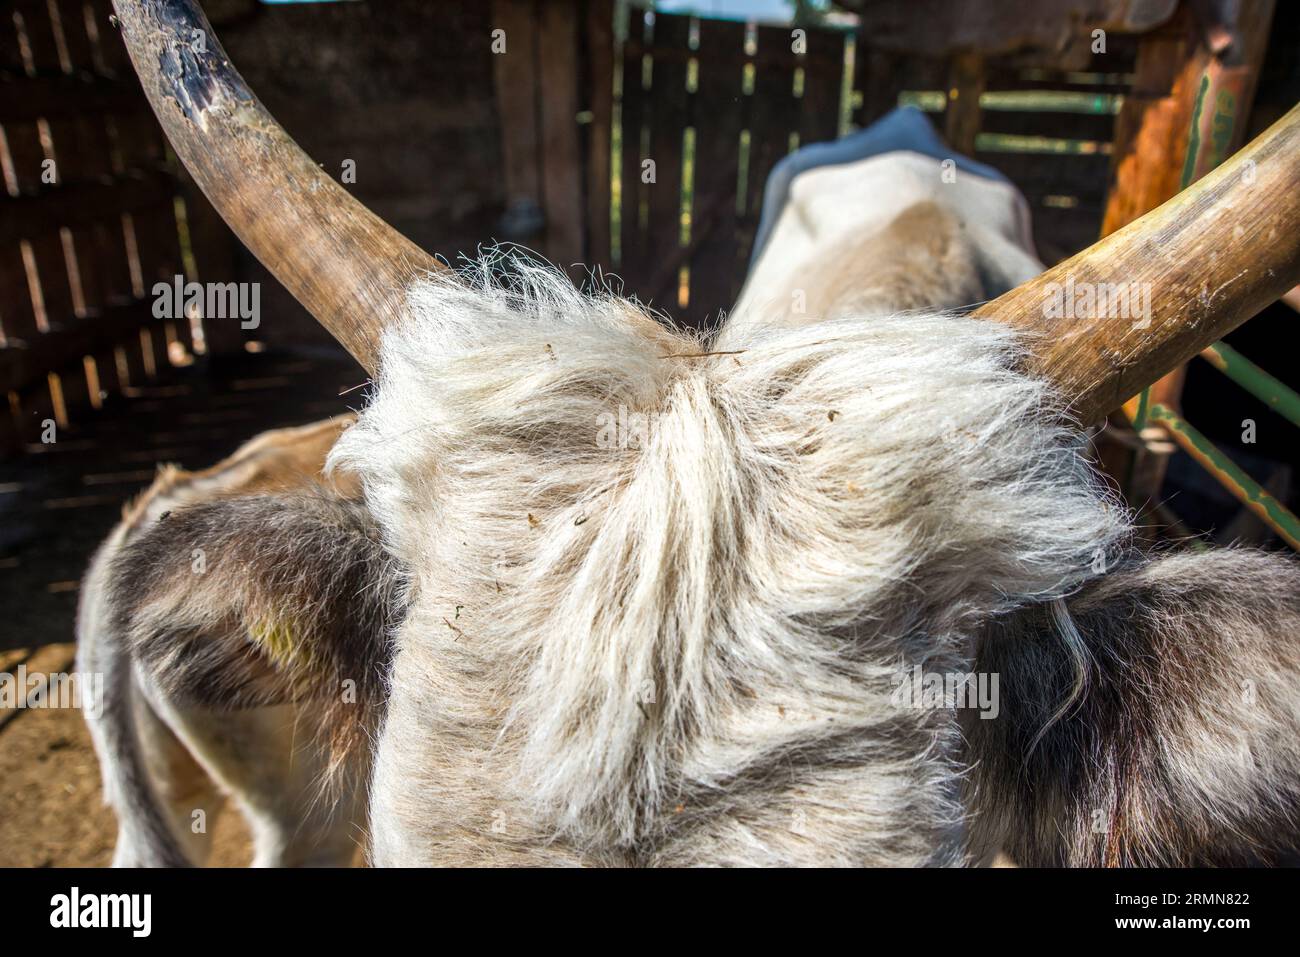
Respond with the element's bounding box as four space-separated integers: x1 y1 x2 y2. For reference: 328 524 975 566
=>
1131 385 1150 430
1149 403 1300 550
1200 342 1300 430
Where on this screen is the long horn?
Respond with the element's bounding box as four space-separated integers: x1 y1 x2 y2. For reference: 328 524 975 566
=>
973 102 1300 425
111 0 442 372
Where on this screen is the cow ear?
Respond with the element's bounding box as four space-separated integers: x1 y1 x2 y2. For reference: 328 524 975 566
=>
109 492 404 760
964 548 1300 867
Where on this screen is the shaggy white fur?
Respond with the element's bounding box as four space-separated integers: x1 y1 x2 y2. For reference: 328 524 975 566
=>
329 258 1129 865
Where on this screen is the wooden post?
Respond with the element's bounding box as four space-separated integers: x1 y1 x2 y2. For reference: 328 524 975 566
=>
491 0 544 241
583 0 615 272
944 52 985 156
538 0 586 275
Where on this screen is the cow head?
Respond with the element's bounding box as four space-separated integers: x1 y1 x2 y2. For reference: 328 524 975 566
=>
111 0 1300 865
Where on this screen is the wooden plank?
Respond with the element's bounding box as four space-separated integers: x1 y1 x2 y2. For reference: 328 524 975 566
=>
24 231 75 337
972 149 1112 199
582 0 614 271
944 52 986 155
618 12 649 281
8 380 57 445
12 0 64 74
990 73 1135 96
537 0 584 272
855 46 948 126
0 74 139 123
174 169 240 356
743 24 801 239
0 8 26 74
127 201 182 293
0 298 162 393
491 0 542 226
87 216 137 306
0 242 40 345
0 170 175 243
1 118 50 194
51 0 96 72
624 40 842 71
85 0 132 76
798 27 843 147
688 17 746 327
1029 203 1107 264
979 108 1117 143
642 13 691 310
130 201 187 363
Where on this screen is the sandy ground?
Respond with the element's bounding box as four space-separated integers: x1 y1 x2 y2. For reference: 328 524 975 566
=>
0 644 253 867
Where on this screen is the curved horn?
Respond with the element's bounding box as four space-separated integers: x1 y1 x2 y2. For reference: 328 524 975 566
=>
111 0 442 372
973 102 1300 425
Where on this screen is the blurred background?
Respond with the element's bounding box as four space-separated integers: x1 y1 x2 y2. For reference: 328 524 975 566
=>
0 0 1297 864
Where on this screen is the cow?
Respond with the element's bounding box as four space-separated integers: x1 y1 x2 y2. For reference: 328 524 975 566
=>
77 415 394 865
78 0 1300 867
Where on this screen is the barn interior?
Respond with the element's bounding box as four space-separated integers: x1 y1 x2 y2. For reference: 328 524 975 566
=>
1 0 1298 865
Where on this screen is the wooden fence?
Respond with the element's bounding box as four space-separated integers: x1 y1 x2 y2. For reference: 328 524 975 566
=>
493 2 1142 331
0 0 1260 458
0 0 202 457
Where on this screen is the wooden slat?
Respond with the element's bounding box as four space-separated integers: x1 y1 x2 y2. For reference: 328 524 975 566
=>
642 13 691 310
51 0 96 71
582 0 614 270
0 298 161 393
2 117 49 194
855 47 947 126
1028 203 1107 263
743 24 800 231
0 8 26 74
12 0 64 74
85 0 131 76
944 52 986 155
491 0 542 219
623 40 841 70
174 168 238 355
688 17 746 325
0 170 175 243
538 0 585 272
25 231 75 336
0 242 40 344
130 202 187 362
0 74 139 123
979 108 1117 143
798 27 843 147
617 11 649 279
973 149 1112 199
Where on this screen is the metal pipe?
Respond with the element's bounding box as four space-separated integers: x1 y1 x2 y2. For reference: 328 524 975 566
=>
1148 403 1300 550
1199 342 1300 430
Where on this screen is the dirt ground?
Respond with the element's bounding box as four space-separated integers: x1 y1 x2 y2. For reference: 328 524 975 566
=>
0 643 254 867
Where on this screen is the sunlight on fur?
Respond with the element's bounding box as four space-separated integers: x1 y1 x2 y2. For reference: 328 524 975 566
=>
330 256 1130 865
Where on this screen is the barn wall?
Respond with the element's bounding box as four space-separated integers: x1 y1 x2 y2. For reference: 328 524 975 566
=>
213 0 505 350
